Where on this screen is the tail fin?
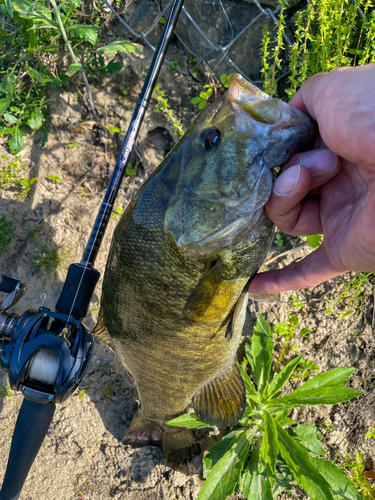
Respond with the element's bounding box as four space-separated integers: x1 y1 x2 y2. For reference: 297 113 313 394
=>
122 410 201 474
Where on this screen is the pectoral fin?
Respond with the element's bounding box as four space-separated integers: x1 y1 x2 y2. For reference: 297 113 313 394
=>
91 309 114 349
248 292 280 302
184 262 236 324
193 362 246 429
225 290 248 341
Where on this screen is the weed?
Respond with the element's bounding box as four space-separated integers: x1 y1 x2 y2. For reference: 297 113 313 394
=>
190 73 234 110
32 232 70 271
154 82 185 138
305 234 323 250
18 176 37 195
77 387 90 399
99 375 119 401
167 59 181 73
64 142 77 149
341 450 375 499
365 427 375 440
111 205 124 219
47 174 62 183
327 272 373 319
0 155 27 189
0 215 13 257
126 163 136 176
0 386 13 398
274 233 284 247
273 314 311 369
188 56 197 65
168 314 363 500
291 294 304 310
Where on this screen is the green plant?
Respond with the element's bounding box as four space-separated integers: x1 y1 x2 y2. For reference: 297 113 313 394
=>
0 215 14 257
77 387 90 399
274 233 284 247
0 386 13 398
190 73 234 110
291 294 304 310
261 0 375 98
154 82 184 138
0 0 141 153
47 174 61 183
167 59 180 73
365 427 375 440
31 232 70 270
341 450 375 499
111 205 124 219
0 155 27 188
99 375 119 401
18 176 37 194
327 272 373 319
305 234 323 249
168 314 363 500
273 314 311 369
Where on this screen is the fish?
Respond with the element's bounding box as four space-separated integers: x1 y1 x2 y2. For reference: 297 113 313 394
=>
93 74 315 465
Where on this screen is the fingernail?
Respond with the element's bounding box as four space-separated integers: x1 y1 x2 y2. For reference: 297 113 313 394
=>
273 164 300 196
301 149 338 179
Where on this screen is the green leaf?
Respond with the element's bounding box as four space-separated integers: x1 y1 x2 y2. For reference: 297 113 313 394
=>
66 24 98 45
0 96 11 115
26 66 50 84
237 363 256 395
242 447 274 500
204 429 246 477
220 73 227 84
97 40 141 56
273 459 293 496
8 129 24 153
27 110 43 130
167 412 212 429
260 410 278 474
277 422 334 500
106 60 124 74
3 112 17 124
251 314 274 392
198 100 206 109
284 368 364 405
126 164 136 175
268 354 303 399
0 74 15 94
103 125 125 134
305 234 323 249
190 96 202 104
5 0 13 17
69 0 81 9
67 63 82 76
311 458 360 500
289 424 326 456
198 429 253 500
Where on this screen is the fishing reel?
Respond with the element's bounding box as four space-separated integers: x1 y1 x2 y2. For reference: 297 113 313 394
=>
0 276 93 405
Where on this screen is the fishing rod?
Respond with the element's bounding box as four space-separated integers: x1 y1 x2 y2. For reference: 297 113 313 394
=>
0 1 184 498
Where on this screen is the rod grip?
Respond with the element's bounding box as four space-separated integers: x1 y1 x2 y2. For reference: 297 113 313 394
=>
0 400 56 500
0 276 19 294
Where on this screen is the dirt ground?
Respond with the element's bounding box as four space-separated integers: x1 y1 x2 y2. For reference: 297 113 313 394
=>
0 35 374 500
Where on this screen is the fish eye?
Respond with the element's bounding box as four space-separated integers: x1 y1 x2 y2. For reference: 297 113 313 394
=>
199 127 221 150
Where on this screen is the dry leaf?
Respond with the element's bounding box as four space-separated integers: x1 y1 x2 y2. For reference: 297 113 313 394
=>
68 120 99 133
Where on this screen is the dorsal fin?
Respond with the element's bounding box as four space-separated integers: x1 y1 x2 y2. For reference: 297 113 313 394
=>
91 309 114 349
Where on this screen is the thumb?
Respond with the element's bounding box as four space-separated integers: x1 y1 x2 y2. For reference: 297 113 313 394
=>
249 244 344 294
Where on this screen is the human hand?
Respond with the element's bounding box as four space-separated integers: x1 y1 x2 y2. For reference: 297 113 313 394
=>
249 64 375 294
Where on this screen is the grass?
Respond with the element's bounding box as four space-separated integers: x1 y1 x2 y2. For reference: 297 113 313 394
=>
0 215 14 257
31 231 70 271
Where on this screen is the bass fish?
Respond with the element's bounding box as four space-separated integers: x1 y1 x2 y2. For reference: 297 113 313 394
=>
94 74 315 463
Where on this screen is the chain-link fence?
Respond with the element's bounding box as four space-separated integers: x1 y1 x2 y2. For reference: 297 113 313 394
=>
102 0 366 86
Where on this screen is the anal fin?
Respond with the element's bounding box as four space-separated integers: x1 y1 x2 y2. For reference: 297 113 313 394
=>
193 362 246 429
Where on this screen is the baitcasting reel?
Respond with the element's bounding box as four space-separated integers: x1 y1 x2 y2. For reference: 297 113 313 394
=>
0 277 93 405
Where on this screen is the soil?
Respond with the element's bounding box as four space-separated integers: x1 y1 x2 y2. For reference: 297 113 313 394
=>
0 23 374 500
